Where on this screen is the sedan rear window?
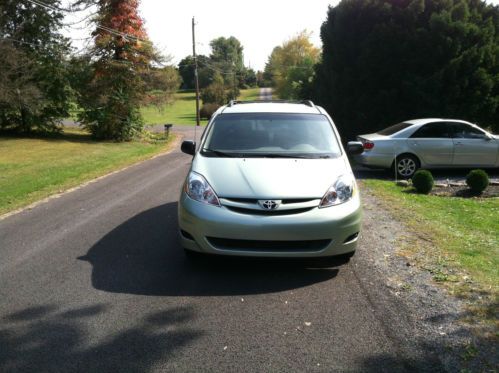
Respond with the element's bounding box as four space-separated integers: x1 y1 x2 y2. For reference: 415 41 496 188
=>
377 122 413 136
202 113 341 158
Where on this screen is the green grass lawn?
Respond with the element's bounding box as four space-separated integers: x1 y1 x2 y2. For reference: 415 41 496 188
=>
141 88 261 126
362 179 498 311
0 128 175 215
238 87 261 101
141 90 207 126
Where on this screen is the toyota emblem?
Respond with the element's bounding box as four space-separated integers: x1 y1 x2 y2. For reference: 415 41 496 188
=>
258 200 281 210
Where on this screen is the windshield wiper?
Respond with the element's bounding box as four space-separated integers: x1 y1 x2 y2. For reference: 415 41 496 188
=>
201 148 236 157
254 153 331 159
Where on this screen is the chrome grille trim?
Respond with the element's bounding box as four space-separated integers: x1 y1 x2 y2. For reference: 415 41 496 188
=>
219 198 320 212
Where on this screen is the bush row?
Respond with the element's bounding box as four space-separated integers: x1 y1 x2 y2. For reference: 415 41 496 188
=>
412 169 490 195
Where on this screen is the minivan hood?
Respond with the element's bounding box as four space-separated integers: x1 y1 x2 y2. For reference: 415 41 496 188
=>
191 155 350 199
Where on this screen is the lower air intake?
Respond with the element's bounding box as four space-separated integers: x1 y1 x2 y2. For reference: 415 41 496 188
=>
206 237 331 252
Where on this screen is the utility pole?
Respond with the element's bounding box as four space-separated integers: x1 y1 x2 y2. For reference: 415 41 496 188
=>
192 17 200 127
233 70 237 100
232 62 237 100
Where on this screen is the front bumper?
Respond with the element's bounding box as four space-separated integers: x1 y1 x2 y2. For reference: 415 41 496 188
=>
178 192 362 257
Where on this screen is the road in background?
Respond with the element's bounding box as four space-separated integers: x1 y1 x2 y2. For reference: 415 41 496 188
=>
259 87 272 100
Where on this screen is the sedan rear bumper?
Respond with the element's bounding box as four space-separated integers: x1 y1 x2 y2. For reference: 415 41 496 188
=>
178 192 362 257
354 152 393 169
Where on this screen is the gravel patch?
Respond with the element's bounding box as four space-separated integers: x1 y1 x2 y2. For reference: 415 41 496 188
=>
431 185 499 198
354 184 497 372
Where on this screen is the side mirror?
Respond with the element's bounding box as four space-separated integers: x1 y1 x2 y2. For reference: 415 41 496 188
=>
181 140 196 156
347 141 364 155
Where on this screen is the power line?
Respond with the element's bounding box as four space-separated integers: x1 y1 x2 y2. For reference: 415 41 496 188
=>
26 0 153 46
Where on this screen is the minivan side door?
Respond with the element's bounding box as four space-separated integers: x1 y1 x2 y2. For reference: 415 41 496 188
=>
448 122 498 166
408 122 454 166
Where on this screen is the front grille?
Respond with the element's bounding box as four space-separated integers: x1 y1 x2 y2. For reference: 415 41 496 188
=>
223 198 315 204
225 206 314 215
220 197 318 215
206 237 331 252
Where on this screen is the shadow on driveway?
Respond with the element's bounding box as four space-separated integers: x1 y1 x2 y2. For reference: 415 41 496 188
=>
78 202 341 297
0 303 201 372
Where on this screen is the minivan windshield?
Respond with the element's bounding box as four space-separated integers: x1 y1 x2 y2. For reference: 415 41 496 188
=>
202 113 341 158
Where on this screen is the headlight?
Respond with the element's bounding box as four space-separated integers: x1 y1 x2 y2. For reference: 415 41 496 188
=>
319 174 356 208
184 171 220 207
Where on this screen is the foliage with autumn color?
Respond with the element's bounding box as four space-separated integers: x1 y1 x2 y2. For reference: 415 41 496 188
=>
75 0 164 140
264 31 320 99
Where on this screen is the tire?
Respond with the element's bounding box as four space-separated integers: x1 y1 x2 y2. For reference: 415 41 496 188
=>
394 154 419 179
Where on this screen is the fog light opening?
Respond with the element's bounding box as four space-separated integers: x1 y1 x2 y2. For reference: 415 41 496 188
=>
343 232 359 244
180 230 195 240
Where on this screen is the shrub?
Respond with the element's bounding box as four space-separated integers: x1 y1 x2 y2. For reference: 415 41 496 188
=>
466 169 489 194
412 170 434 194
200 103 220 120
201 81 227 106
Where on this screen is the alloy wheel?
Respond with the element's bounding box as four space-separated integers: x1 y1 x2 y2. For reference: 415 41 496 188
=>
397 158 416 177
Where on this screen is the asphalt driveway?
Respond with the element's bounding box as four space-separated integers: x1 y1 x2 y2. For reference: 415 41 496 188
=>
0 129 467 372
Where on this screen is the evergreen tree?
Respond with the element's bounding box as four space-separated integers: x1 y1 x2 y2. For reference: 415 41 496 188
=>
312 0 499 140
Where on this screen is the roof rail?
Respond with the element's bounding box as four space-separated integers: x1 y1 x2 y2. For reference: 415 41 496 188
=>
227 99 315 107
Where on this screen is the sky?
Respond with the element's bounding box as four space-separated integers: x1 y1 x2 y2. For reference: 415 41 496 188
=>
140 0 339 71
64 0 499 71
64 0 340 71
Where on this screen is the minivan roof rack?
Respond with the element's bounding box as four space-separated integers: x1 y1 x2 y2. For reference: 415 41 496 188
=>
227 99 315 107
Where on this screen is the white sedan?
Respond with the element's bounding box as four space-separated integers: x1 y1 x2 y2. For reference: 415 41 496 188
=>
355 118 499 178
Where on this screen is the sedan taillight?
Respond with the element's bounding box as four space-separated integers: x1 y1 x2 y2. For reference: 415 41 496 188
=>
363 141 375 150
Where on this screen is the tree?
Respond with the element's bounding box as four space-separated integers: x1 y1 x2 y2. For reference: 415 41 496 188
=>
210 36 244 71
76 0 160 140
200 72 228 106
0 0 71 133
312 0 499 140
178 54 210 89
209 36 245 97
0 42 41 130
243 68 257 87
142 66 181 92
256 70 266 87
142 66 182 110
265 31 320 99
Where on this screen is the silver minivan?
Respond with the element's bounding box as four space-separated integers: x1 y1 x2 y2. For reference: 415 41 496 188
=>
178 100 363 258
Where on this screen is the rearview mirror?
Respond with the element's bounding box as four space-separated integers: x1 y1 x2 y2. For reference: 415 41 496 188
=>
347 141 364 155
181 140 196 155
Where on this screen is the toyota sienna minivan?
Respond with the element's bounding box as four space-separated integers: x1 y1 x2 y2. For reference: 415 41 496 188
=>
178 100 363 258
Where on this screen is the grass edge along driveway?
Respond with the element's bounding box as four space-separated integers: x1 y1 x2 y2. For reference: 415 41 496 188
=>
0 130 177 216
141 88 261 126
361 179 498 327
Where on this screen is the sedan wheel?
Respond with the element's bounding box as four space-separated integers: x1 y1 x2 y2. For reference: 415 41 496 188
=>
396 156 418 178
